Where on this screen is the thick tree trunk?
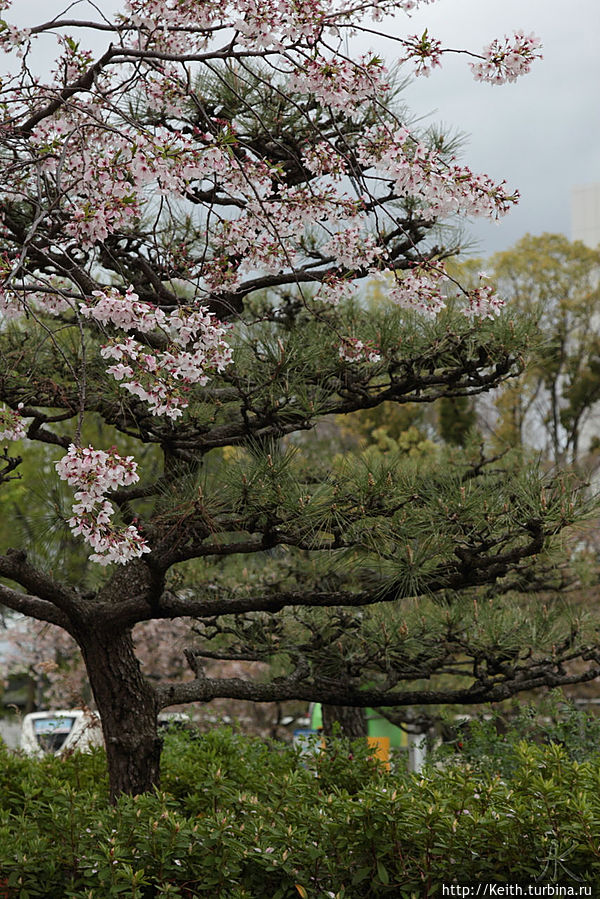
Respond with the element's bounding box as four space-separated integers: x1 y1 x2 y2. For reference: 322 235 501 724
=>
321 704 368 739
76 624 161 802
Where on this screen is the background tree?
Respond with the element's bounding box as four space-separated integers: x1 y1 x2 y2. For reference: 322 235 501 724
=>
0 1 592 800
469 234 600 468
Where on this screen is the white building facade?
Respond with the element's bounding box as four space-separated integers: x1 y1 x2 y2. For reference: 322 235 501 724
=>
571 184 600 465
572 183 600 249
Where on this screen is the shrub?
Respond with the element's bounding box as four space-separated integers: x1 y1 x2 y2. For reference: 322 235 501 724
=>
431 695 600 778
1 725 600 896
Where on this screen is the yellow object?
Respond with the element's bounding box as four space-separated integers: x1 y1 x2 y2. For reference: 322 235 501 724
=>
367 735 390 767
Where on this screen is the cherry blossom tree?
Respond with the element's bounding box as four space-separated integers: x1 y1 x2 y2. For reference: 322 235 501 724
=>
1 0 594 800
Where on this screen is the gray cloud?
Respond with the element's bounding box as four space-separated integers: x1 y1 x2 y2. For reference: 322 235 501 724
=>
381 0 600 255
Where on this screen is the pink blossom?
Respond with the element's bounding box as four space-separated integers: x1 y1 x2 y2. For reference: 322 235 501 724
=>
470 32 543 85
289 55 390 111
56 445 150 565
402 30 443 77
387 267 447 316
85 286 232 419
338 337 381 364
0 404 26 441
462 273 505 319
0 0 540 565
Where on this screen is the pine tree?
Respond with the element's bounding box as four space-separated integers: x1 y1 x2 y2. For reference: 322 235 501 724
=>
0 2 590 799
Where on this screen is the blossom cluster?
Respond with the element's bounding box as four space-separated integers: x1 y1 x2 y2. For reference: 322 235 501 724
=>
81 287 233 419
401 30 443 77
0 0 30 57
122 0 222 52
462 274 505 319
358 124 519 221
470 32 543 85
0 284 22 321
51 35 95 85
0 0 543 564
301 142 348 179
314 276 357 306
29 119 267 250
0 403 26 441
55 444 151 565
212 187 364 285
139 64 189 118
289 56 390 111
367 266 504 321
321 224 381 269
399 27 542 84
122 0 341 54
0 284 74 320
387 267 447 316
31 292 73 315
338 337 381 364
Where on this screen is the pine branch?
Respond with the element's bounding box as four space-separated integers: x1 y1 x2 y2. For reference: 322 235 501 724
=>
157 653 600 710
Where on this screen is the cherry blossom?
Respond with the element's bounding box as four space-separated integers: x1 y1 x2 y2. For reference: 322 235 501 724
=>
358 124 519 221
401 30 443 77
338 337 381 364
462 273 505 319
55 445 150 565
81 287 233 419
396 26 541 84
0 403 26 441
302 143 349 179
0 0 544 564
0 286 22 321
387 267 447 316
30 292 73 316
0 0 30 57
289 56 390 111
470 32 543 85
315 276 358 306
321 223 382 269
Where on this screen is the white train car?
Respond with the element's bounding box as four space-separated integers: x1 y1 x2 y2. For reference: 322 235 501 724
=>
20 710 103 757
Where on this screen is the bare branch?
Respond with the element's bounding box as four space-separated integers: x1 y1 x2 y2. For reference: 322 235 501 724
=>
0 550 80 617
157 658 600 710
0 448 21 486
18 46 118 134
0 582 72 630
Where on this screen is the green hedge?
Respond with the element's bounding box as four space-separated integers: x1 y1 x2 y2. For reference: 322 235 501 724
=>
1 727 600 897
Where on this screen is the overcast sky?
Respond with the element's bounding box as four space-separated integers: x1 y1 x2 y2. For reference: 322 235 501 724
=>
7 0 600 258
391 0 600 256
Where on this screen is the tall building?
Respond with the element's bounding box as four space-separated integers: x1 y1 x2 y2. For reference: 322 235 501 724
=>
571 183 600 248
571 184 600 467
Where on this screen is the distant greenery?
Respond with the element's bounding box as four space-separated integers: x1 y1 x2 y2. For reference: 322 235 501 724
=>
430 696 600 777
2 717 600 896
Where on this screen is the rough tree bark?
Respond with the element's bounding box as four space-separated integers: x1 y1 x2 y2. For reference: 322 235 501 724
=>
75 624 161 802
321 704 368 739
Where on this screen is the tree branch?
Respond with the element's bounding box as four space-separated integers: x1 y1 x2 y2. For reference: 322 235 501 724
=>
0 582 72 630
0 550 80 617
0 448 21 486
19 46 118 134
106 524 551 626
157 657 600 710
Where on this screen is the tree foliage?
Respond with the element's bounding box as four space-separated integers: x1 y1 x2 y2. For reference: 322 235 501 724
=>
472 234 600 466
0 2 593 799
